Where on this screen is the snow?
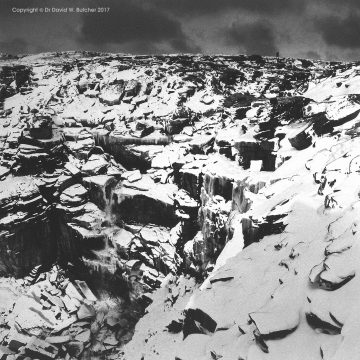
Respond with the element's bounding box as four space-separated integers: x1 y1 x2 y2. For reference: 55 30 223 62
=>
125 126 360 359
4 52 360 360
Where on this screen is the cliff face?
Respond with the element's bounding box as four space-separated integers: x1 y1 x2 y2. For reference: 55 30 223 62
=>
122 62 360 359
0 52 359 359
0 52 322 280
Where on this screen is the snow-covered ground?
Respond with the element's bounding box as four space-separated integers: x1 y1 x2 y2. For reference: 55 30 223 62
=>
0 52 360 359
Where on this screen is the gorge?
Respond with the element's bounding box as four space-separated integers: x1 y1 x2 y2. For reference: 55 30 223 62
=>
0 52 360 360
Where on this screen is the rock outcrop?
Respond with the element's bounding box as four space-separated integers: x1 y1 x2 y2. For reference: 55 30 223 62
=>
1 52 360 359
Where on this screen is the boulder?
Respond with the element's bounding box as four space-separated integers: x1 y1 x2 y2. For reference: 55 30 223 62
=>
166 118 189 135
0 346 14 359
234 138 277 171
81 154 109 176
8 333 31 351
60 184 88 206
29 115 53 140
288 124 313 150
24 337 58 360
271 96 310 122
183 308 217 338
99 82 124 105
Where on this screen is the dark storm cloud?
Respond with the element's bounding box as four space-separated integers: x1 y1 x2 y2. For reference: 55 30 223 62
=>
305 51 321 60
224 21 278 56
321 0 360 10
0 38 27 54
0 0 37 17
1 0 360 60
151 0 304 15
79 0 199 53
317 14 360 48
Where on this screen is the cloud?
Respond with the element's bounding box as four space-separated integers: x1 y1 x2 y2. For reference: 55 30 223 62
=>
0 0 40 17
304 51 321 60
151 0 304 15
79 0 199 53
224 21 278 56
320 0 360 10
0 0 359 60
0 38 27 54
317 14 360 48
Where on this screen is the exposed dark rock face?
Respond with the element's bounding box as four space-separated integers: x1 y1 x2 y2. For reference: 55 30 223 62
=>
271 96 311 122
0 177 55 276
112 184 178 227
183 308 217 338
235 139 278 171
0 65 31 98
288 124 313 150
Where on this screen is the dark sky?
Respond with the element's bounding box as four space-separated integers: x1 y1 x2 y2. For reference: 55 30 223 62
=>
1 0 360 61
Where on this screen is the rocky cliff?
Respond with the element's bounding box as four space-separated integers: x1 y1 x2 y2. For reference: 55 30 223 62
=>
0 51 359 359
